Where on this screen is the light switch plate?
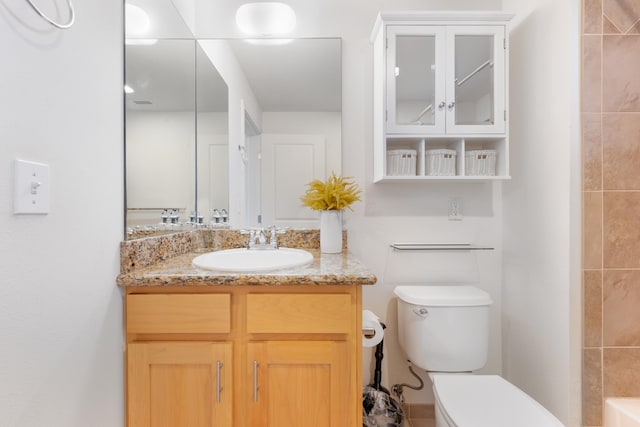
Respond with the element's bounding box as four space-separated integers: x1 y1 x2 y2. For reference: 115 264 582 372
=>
14 159 50 215
448 197 462 221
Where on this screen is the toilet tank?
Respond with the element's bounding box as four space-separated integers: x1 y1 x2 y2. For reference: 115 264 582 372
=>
394 285 493 372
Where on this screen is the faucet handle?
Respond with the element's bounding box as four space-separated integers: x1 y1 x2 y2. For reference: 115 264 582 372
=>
269 225 289 234
267 225 289 249
240 229 257 249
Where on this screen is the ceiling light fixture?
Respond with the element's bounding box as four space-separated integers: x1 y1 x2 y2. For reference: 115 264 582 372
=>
235 2 296 36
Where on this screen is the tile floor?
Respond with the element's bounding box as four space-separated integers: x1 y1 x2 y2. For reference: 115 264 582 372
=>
404 418 435 427
403 404 436 427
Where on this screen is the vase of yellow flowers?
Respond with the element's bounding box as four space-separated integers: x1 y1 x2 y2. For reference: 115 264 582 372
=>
301 173 362 253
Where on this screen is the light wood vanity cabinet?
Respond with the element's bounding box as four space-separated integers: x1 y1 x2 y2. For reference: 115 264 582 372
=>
125 286 362 427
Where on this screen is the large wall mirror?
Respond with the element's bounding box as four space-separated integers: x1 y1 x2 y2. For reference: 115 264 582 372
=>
124 0 342 238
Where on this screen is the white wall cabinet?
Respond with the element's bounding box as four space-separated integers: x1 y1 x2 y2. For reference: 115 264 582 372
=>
372 12 513 182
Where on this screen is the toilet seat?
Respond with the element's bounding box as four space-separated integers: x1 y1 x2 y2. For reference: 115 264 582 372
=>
431 374 565 427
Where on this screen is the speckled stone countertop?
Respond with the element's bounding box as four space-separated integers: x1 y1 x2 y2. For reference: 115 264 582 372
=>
117 229 376 287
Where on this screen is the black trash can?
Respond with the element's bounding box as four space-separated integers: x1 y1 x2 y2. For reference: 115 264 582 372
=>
362 324 404 427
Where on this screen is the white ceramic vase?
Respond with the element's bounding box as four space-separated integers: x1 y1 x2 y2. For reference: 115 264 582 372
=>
319 210 343 253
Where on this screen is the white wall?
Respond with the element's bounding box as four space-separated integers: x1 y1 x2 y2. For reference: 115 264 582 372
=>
126 111 195 226
327 0 506 406
199 0 505 406
501 0 581 425
0 0 124 426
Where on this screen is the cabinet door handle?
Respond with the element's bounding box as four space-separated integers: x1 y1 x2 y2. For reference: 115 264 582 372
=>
253 360 259 402
438 101 446 110
216 361 223 403
447 102 456 111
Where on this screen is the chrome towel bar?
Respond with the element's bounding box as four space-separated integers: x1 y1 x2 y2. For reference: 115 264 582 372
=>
390 243 494 251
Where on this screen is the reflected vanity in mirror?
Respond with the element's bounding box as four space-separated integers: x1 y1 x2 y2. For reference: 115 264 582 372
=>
124 0 342 239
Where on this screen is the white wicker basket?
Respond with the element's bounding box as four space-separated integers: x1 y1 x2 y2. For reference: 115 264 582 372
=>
425 149 457 176
387 149 417 176
465 149 497 176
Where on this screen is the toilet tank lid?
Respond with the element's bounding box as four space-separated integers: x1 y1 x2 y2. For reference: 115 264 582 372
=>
394 285 492 306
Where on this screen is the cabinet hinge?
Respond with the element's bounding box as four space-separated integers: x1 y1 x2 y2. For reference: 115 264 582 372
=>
503 38 506 49
385 37 388 49
504 110 507 121
385 110 388 122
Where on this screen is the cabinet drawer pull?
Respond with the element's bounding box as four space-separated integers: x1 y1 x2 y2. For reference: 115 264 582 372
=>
216 361 223 403
253 360 259 402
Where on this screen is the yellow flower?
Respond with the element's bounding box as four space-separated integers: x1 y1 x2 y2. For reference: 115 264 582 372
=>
301 172 362 211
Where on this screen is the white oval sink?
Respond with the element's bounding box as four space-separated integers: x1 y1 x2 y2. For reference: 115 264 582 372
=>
192 248 314 272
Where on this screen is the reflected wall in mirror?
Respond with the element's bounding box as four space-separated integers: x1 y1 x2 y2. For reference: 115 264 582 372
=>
199 38 342 229
454 35 495 126
196 42 230 228
125 38 196 230
396 35 437 126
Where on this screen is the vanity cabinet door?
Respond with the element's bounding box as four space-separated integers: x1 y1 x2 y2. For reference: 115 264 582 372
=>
246 341 352 427
127 342 232 427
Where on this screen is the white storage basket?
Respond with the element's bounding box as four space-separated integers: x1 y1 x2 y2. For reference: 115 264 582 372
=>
465 150 497 176
425 149 457 176
387 149 417 176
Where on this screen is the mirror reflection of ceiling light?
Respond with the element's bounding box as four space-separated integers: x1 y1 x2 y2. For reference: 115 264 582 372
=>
125 39 158 46
235 2 296 36
125 3 151 36
245 38 293 46
124 85 134 94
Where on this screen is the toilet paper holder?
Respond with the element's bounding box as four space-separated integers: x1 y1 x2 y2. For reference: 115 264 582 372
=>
363 322 386 339
363 328 377 339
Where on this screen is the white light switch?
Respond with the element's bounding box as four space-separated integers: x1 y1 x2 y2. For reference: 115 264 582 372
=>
14 159 50 215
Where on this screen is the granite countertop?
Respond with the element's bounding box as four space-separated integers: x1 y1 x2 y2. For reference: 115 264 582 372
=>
118 229 377 287
117 248 377 287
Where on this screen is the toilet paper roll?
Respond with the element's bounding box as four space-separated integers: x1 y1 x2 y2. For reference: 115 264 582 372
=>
362 309 384 348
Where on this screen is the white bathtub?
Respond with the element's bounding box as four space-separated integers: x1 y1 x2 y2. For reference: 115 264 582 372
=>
606 398 640 427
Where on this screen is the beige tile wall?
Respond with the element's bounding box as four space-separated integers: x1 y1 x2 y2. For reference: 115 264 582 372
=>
582 0 640 426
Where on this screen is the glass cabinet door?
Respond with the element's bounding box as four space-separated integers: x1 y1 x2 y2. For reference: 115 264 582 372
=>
446 26 505 134
386 26 446 134
386 25 506 136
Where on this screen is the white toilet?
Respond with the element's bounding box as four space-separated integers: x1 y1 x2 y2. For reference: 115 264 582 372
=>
394 285 565 427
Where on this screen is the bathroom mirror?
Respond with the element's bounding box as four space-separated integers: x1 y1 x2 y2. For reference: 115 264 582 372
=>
124 0 342 237
199 38 341 229
125 38 197 230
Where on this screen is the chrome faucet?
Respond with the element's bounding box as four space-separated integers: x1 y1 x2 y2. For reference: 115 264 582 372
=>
242 225 288 250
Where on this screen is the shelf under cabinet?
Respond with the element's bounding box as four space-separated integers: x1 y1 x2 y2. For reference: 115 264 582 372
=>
375 174 511 183
381 135 508 181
